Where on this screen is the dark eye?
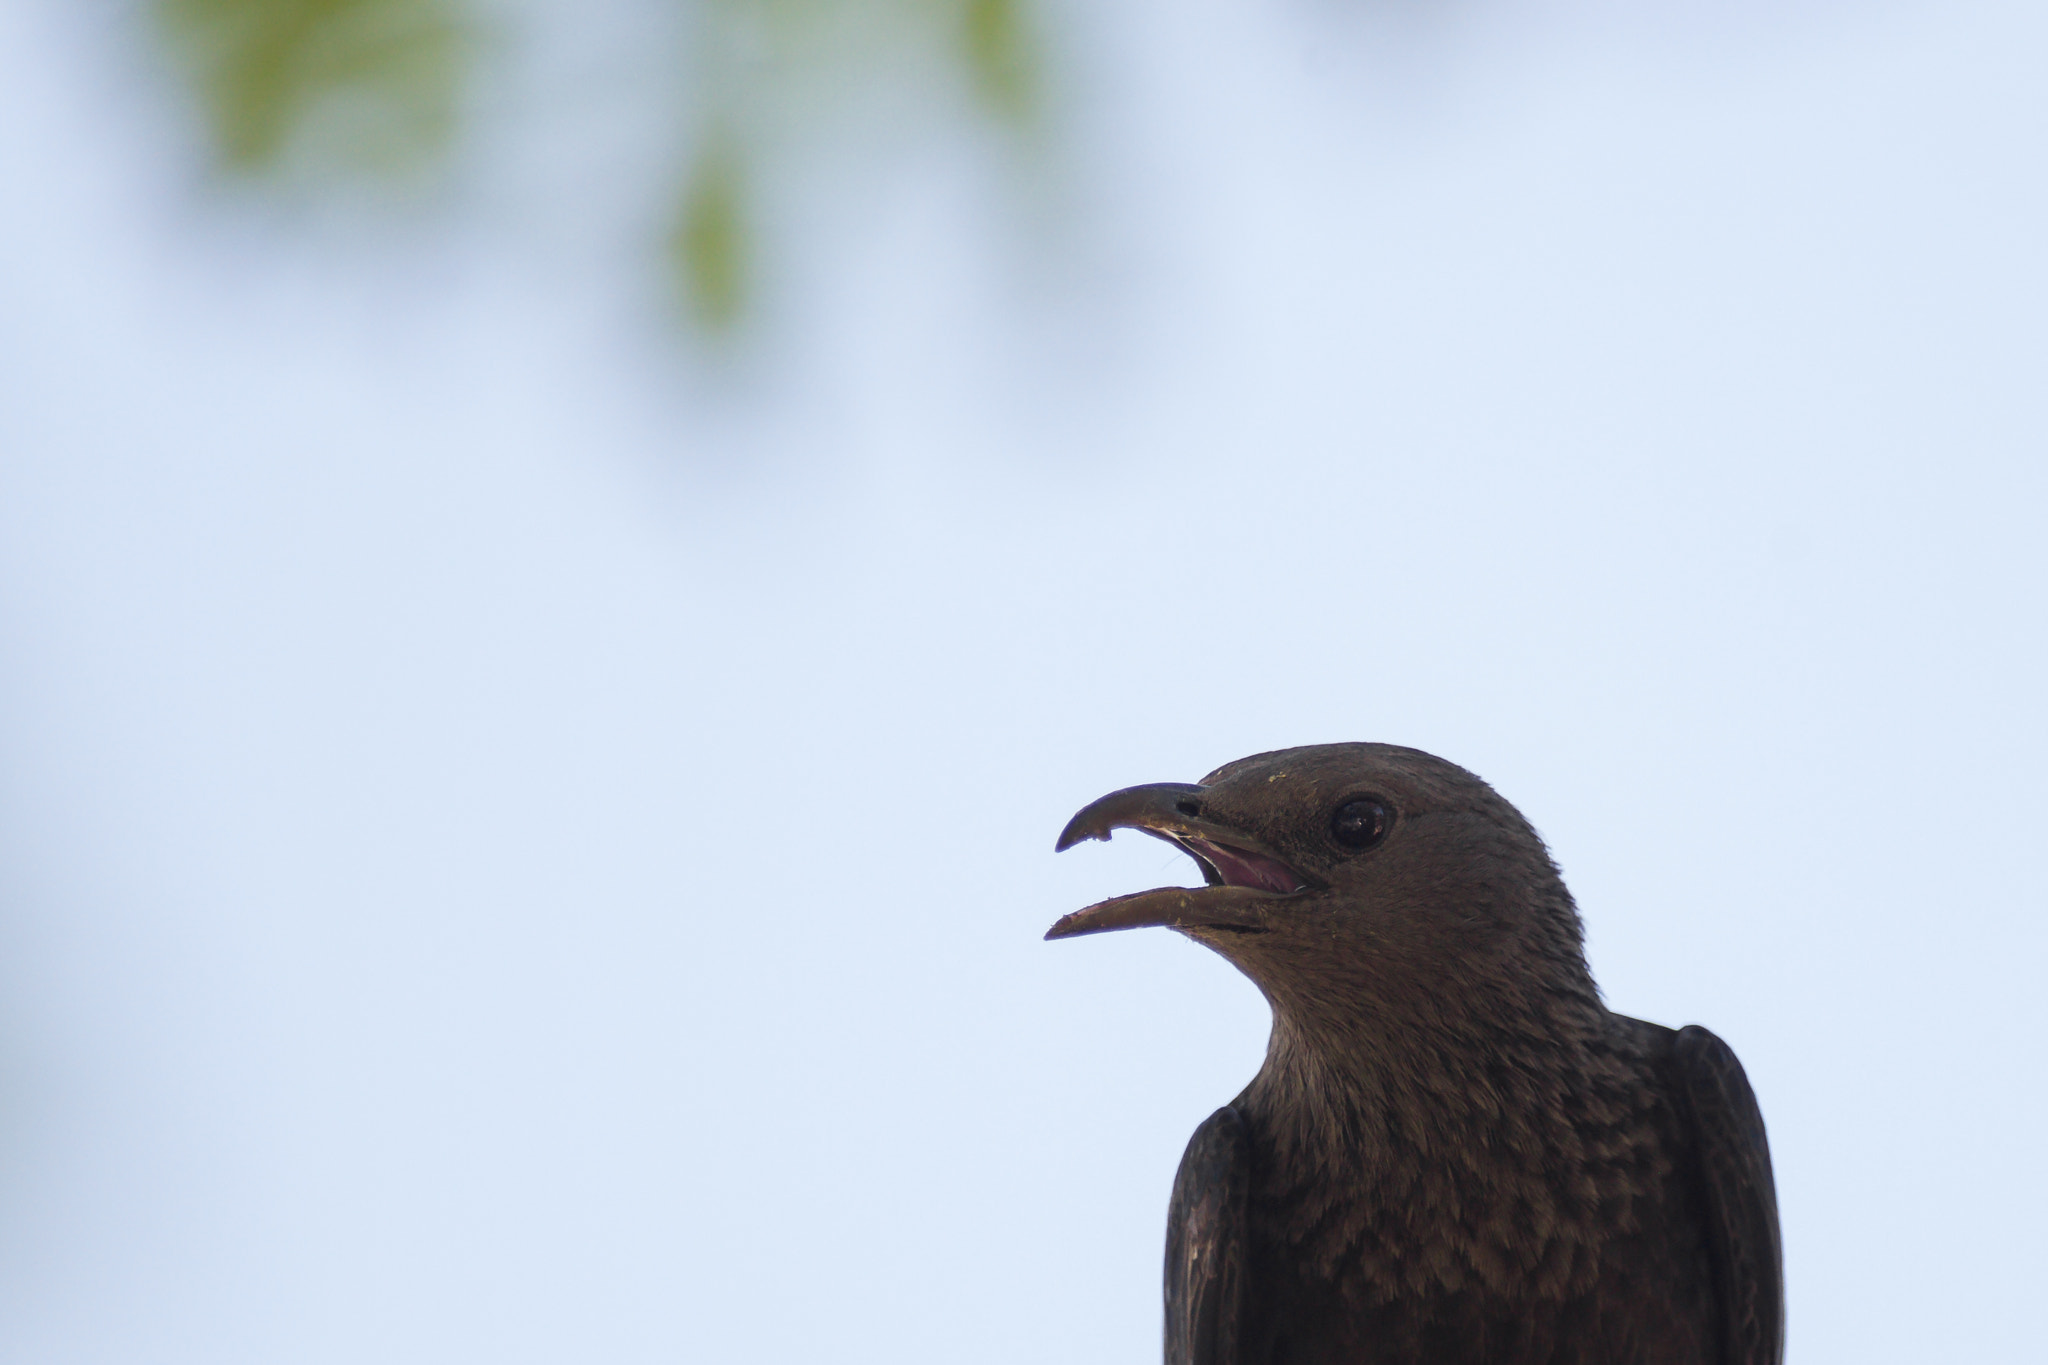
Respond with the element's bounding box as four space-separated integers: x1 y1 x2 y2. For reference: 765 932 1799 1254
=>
1330 797 1391 850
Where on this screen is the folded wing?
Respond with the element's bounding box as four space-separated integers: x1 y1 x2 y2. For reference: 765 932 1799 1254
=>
1671 1026 1785 1365
1165 1106 1252 1365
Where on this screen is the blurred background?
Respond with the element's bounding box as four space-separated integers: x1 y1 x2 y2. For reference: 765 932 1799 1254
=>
1 0 2043 1360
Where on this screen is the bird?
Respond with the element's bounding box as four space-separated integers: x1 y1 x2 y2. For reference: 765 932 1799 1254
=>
1046 743 1781 1365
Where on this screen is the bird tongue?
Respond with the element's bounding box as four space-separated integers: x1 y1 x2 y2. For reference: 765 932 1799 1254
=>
1182 837 1307 894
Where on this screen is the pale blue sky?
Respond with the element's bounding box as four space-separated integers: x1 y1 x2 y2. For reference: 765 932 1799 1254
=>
1 1 2042 1361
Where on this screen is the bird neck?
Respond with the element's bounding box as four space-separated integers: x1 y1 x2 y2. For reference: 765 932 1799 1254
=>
1232 960 1647 1300
1246 961 1606 1133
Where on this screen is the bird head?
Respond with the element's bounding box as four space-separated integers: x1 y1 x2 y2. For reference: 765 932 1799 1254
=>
1049 743 1591 1020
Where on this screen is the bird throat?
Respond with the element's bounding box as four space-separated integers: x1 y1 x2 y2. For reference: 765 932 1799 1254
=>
1234 994 1667 1306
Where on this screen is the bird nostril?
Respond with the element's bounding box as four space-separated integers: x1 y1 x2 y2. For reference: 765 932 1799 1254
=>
1176 799 1201 817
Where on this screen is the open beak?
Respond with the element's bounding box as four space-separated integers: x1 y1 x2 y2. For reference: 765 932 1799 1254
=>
1046 782 1316 940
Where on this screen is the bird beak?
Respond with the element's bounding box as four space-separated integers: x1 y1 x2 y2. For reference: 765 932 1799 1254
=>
1046 782 1316 940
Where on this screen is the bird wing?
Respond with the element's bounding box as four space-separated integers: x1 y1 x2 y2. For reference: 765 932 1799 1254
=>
1164 1105 1251 1365
1671 1025 1785 1365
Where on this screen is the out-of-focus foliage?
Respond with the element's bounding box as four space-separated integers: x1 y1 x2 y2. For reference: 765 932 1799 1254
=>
157 0 472 174
674 130 748 330
669 0 1045 325
963 0 1038 122
150 0 1047 330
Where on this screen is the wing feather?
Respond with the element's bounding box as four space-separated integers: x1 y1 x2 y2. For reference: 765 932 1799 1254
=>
1164 1105 1251 1365
1671 1025 1785 1365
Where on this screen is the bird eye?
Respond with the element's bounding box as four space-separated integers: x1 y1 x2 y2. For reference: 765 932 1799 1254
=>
1330 797 1390 850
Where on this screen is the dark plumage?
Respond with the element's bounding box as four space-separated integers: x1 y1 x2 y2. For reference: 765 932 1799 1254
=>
1047 744 1781 1365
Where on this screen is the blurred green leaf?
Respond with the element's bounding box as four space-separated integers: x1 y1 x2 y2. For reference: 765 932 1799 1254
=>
961 0 1038 124
153 0 1052 331
157 0 471 175
674 134 750 330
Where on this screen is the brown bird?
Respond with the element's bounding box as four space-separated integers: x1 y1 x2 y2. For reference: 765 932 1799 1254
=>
1047 744 1781 1365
